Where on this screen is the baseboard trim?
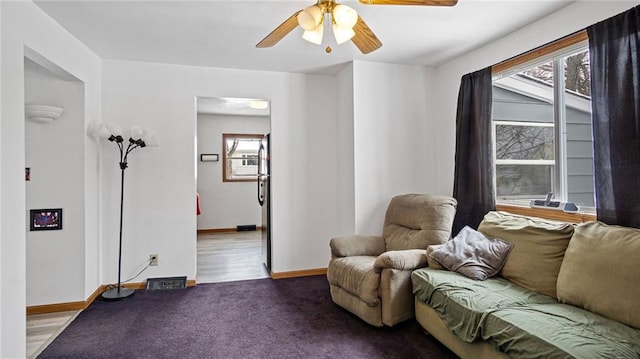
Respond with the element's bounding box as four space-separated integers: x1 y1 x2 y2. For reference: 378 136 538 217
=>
27 280 197 315
27 285 105 315
271 268 327 279
198 227 262 234
26 301 86 315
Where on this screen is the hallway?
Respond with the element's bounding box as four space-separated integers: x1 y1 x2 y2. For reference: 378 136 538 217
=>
196 231 270 283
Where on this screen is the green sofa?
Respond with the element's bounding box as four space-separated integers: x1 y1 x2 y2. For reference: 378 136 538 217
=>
412 211 640 359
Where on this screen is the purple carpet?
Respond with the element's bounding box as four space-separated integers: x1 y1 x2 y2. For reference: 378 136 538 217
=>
39 275 456 358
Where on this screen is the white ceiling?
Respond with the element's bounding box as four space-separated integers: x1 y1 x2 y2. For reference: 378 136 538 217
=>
34 0 577 74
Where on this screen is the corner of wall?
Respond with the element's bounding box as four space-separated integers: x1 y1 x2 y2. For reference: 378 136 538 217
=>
336 63 355 235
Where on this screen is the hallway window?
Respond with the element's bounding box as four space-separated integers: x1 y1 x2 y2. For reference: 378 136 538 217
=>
222 133 262 182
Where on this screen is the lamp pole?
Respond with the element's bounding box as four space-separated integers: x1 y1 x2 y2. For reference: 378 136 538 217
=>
101 135 146 301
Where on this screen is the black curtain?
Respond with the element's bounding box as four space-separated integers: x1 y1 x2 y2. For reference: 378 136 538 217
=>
452 67 495 236
587 5 640 228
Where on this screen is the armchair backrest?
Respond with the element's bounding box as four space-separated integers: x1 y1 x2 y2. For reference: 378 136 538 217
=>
383 194 457 251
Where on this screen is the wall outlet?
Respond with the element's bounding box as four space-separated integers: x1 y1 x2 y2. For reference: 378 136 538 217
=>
150 254 159 266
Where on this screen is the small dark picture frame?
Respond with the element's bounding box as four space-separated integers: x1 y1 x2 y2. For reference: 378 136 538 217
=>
200 154 219 162
30 208 63 231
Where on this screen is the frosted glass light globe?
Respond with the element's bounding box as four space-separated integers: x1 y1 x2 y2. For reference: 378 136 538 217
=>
302 24 324 45
130 125 145 139
332 4 358 29
333 24 355 44
297 5 323 31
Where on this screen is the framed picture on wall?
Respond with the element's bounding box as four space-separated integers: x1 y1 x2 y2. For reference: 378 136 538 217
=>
29 208 63 231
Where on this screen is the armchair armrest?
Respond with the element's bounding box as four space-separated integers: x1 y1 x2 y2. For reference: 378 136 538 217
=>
373 249 428 273
330 235 385 258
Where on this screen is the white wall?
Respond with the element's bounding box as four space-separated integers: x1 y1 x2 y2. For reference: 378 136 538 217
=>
25 59 86 306
196 113 269 230
432 0 640 196
352 61 439 235
101 60 340 280
0 2 102 356
0 1 4 347
336 64 355 236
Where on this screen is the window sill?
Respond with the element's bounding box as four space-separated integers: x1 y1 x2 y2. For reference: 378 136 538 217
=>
495 203 596 224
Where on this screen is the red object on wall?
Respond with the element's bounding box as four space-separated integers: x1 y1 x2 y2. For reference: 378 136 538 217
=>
196 193 201 215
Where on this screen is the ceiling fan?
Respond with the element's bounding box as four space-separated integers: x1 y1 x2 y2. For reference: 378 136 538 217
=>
256 0 458 54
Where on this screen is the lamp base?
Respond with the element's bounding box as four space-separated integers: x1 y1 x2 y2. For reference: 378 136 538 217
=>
101 287 135 301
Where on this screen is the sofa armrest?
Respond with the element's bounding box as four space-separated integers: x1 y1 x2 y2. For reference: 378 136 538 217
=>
330 235 385 258
373 249 428 273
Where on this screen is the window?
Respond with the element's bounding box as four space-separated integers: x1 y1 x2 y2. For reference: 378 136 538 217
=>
222 133 263 182
241 154 258 167
494 121 555 198
493 46 594 208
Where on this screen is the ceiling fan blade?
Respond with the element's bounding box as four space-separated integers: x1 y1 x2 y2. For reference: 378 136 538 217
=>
256 10 302 48
358 0 457 5
351 16 382 54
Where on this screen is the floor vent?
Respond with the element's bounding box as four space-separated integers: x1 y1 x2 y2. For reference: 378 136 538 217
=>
237 224 257 232
146 276 187 290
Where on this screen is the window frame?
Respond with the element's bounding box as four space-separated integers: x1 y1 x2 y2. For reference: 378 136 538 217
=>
222 133 264 183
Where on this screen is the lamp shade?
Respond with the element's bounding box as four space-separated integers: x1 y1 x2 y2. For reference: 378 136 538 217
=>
107 124 123 137
144 132 159 148
332 4 358 29
130 125 145 139
88 122 112 139
297 5 323 31
333 23 355 44
302 23 324 45
96 125 111 140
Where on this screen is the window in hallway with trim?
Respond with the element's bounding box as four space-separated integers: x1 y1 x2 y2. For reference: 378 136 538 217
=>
222 133 263 182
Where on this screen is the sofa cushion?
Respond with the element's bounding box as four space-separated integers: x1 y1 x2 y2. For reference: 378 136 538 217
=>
556 221 640 329
411 268 555 343
426 244 445 270
326 256 380 306
482 303 640 358
383 194 457 250
429 226 513 280
478 211 574 298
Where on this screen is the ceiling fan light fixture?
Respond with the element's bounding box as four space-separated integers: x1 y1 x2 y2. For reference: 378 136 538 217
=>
332 4 358 29
297 5 323 31
249 100 269 110
302 23 324 45
333 23 355 44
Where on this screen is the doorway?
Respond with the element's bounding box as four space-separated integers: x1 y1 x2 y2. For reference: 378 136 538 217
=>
24 53 86 357
195 97 271 283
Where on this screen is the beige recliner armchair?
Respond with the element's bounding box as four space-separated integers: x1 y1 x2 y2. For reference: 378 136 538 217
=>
327 194 457 327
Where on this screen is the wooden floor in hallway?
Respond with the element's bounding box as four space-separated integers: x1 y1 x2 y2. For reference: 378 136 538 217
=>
196 230 270 284
27 310 80 358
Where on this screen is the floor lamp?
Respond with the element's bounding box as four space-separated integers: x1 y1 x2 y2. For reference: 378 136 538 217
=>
90 124 157 301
